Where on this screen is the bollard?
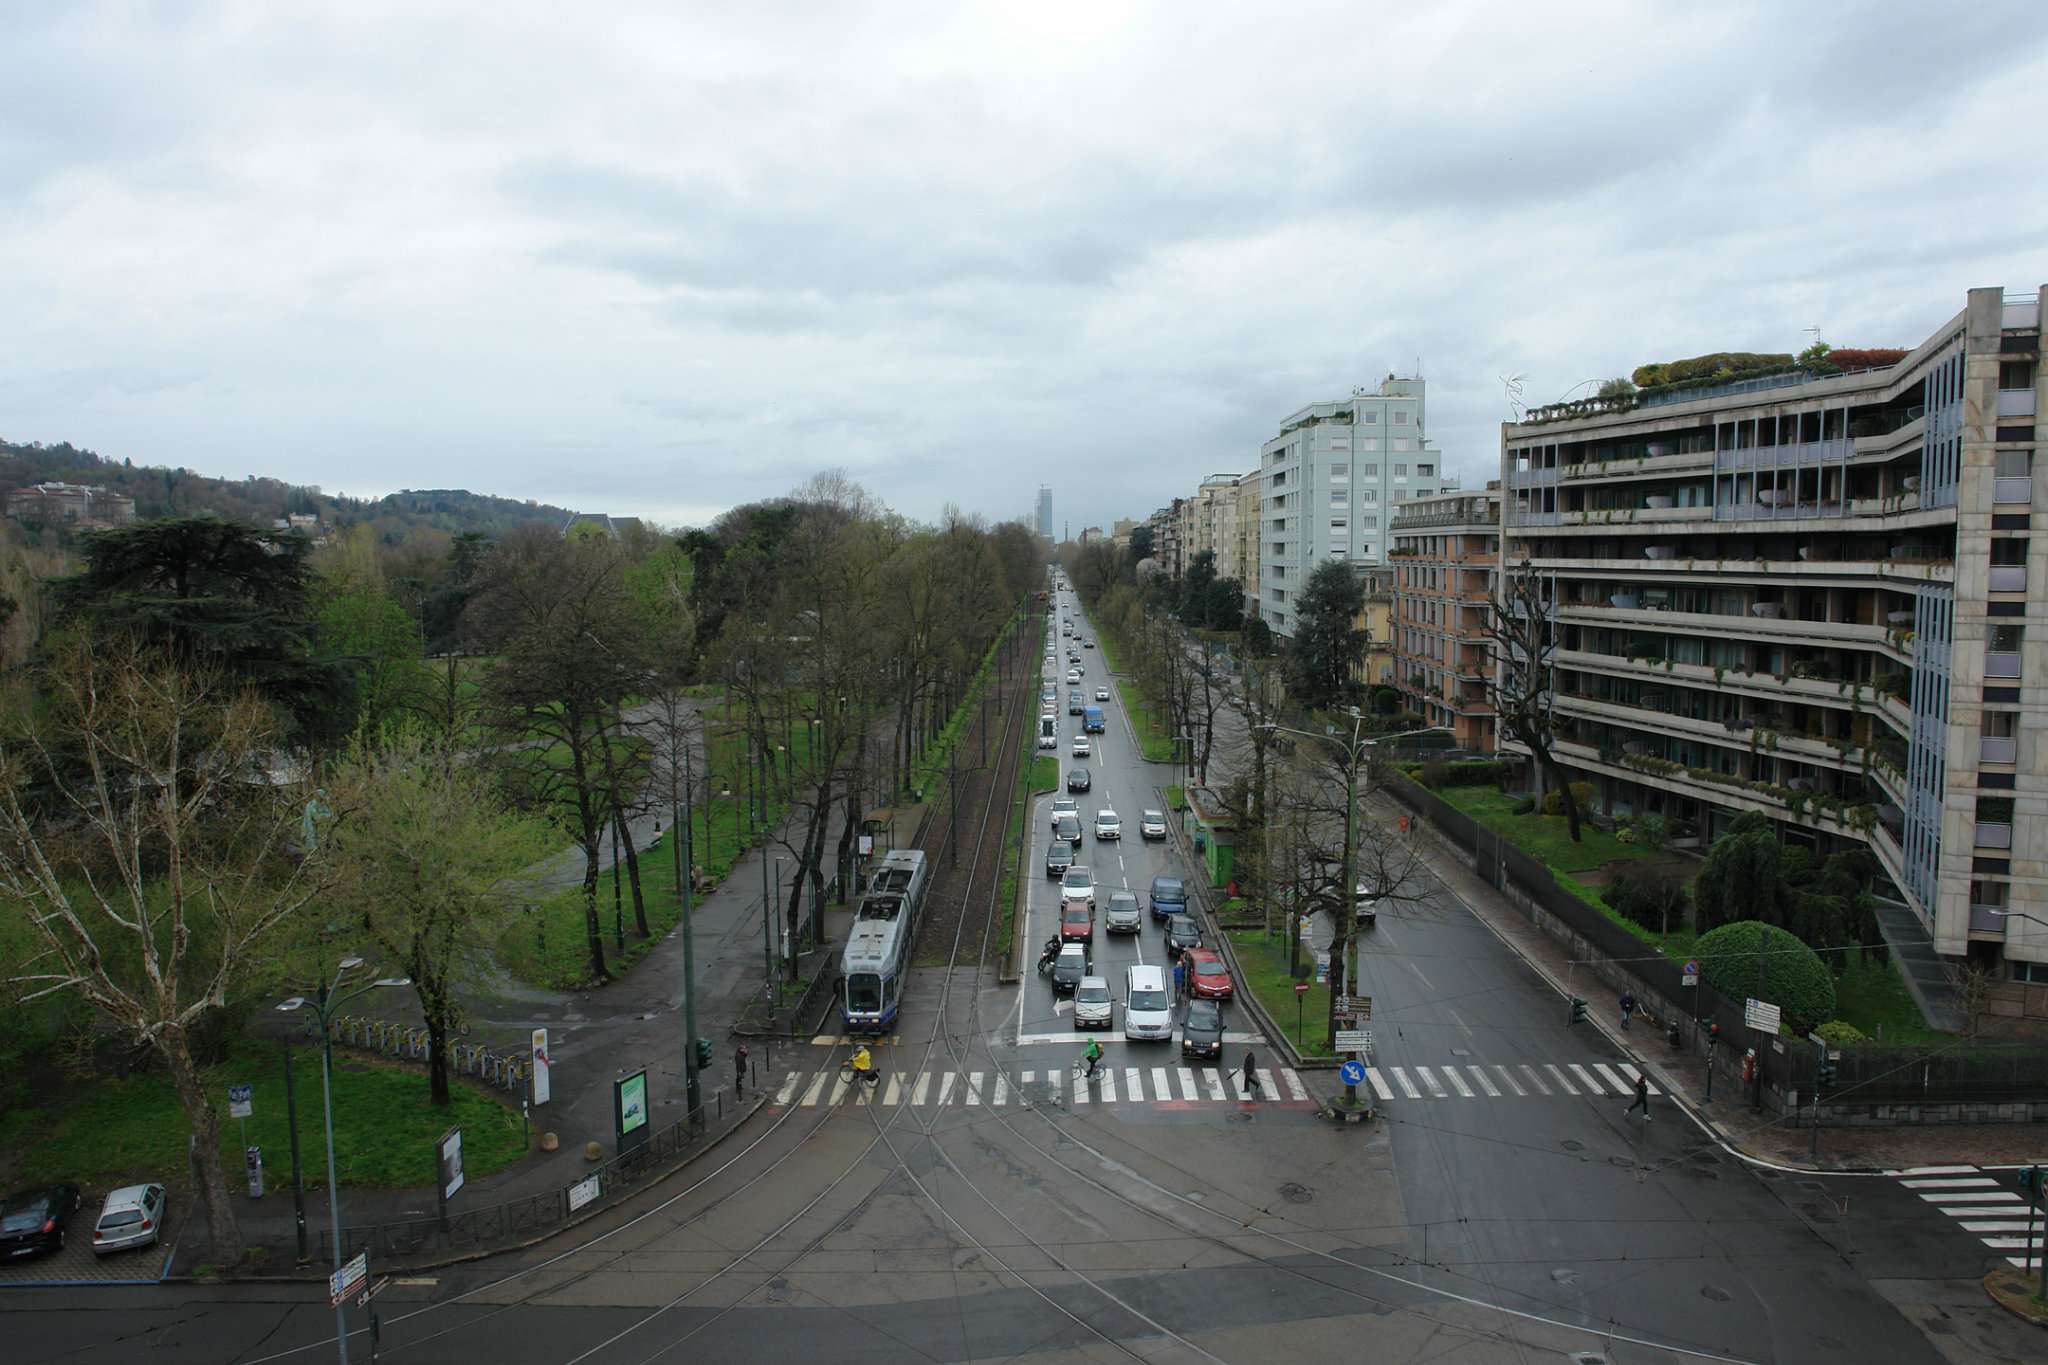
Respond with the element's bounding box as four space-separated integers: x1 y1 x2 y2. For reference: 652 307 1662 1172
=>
718 1091 724 1119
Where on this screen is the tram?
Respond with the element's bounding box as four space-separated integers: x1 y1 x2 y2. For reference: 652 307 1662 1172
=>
840 848 929 1033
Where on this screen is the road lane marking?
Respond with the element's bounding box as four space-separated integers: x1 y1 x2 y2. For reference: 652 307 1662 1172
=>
1391 1068 1422 1100
1415 1066 1448 1098
1520 1065 1551 1095
1281 1068 1309 1101
800 1073 828 1107
1919 1191 2019 1203
1902 1177 1997 1188
1467 1066 1500 1097
1443 1067 1474 1098
1544 1064 1577 1096
1205 1069 1227 1101
1153 1067 1172 1101
1891 1165 1980 1175
1617 1063 1662 1096
965 1072 984 1105
1102 1068 1118 1102
883 1074 903 1106
993 1074 1009 1106
776 1073 802 1105
1047 1068 1061 1103
1494 1065 1525 1096
912 1071 931 1106
1961 1221 2043 1232
1074 1071 1091 1104
828 1076 850 1105
1406 962 1435 991
1178 1067 1199 1100
1567 1064 1603 1095
937 1073 956 1106
1938 1205 2031 1217
1593 1064 1632 1094
1367 1068 1395 1101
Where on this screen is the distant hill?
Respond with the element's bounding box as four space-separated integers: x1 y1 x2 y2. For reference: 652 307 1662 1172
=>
1 439 581 541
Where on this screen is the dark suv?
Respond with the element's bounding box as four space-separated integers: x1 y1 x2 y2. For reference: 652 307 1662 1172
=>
1148 874 1187 924
1045 841 1074 877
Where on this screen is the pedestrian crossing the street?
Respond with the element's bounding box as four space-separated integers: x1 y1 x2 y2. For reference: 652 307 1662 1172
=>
771 1064 1316 1110
1888 1165 2046 1270
1357 1060 1660 1104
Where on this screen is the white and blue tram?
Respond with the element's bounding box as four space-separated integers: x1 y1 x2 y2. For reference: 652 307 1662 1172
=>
841 849 929 1032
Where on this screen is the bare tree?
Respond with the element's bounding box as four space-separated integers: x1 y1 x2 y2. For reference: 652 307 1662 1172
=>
0 641 327 1267
1484 559 1583 842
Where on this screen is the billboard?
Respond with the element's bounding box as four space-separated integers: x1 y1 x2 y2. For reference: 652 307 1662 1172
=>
438 1127 465 1201
531 1028 551 1106
614 1069 650 1153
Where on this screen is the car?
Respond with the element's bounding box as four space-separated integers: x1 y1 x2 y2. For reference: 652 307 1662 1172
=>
1356 882 1380 925
1040 685 1057 705
1123 965 1172 1041
1053 813 1083 847
1059 900 1095 943
1073 976 1113 1029
1139 810 1168 840
92 1183 166 1257
1050 943 1088 996
1045 840 1074 877
1066 668 1081 685
1181 997 1226 1059
1072 735 1091 758
1094 686 1110 702
1182 945 1235 1000
1164 913 1203 956
1094 809 1120 840
1149 873 1186 922
1067 767 1092 793
1068 690 1084 715
1104 889 1141 933
1084 640 1095 648
1049 795 1079 830
1061 864 1096 908
0 1184 81 1260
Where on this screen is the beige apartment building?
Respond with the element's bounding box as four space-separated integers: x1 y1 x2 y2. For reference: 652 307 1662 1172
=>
1499 285 2045 982
1391 486 1501 752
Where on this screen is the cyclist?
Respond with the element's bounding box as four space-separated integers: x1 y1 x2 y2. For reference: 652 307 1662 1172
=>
850 1044 874 1083
1082 1038 1104 1081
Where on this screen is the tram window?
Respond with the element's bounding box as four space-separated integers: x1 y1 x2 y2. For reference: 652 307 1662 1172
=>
848 975 881 1011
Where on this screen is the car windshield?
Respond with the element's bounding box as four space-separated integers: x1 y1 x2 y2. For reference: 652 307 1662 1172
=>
1144 811 1163 822
3 1204 51 1232
1194 959 1225 977
1129 989 1168 1010
1109 894 1137 910
1155 879 1183 896
1098 816 1117 827
1062 868 1089 885
1076 984 1109 1003
847 973 880 1011
1063 905 1088 920
1187 1002 1222 1028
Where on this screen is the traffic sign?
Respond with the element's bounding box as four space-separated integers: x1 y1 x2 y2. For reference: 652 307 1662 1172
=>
1682 972 1699 987
329 1251 368 1307
1294 982 1310 997
1683 959 1700 977
1338 1059 1366 1086
227 1083 253 1119
1745 997 1782 1034
1335 1029 1373 1052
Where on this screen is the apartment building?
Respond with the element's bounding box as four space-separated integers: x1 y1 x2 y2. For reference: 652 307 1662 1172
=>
1036 486 1054 541
1232 473 1260 622
1255 375 1457 636
5 481 136 528
1499 284 2045 981
1391 486 1502 752
1181 473 1243 581
1350 566 1397 690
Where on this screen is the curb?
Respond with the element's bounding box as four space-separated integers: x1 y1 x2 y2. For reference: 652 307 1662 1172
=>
187 1094 771 1284
1984 1266 2048 1328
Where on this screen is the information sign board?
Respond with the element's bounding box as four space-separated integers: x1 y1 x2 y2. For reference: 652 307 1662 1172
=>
1334 1029 1373 1052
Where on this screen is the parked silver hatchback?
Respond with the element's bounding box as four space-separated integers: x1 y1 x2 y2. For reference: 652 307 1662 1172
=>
92 1183 166 1256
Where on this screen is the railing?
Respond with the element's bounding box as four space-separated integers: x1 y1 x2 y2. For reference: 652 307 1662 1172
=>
1986 651 2022 679
1507 509 1561 526
1981 735 2018 765
2004 295 2040 329
1975 822 2013 850
1997 389 2038 419
1988 566 2027 593
1714 437 1855 471
1995 476 2032 504
1638 370 1817 408
329 1015 529 1093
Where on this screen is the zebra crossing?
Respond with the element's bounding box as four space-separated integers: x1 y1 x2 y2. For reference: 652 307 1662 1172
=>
1888 1165 2046 1269
1359 1059 1660 1103
772 1064 1316 1110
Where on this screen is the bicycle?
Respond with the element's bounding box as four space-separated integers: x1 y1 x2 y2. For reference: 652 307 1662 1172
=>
1071 1055 1104 1084
838 1060 881 1089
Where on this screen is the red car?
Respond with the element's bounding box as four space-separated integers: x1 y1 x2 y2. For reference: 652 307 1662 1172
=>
1182 946 1234 1001
1059 901 1095 943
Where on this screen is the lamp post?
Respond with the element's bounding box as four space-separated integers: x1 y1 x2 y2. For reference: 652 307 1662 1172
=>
678 731 701 1121
276 961 410 1365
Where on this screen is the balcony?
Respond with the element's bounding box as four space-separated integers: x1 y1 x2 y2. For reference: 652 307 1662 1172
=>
1986 651 2022 679
1988 566 2027 593
1997 389 2038 419
1995 476 2033 504
1981 735 2018 764
1975 822 2013 850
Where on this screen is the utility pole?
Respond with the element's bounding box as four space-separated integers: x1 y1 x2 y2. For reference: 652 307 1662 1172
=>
678 731 701 1122
281 1038 309 1264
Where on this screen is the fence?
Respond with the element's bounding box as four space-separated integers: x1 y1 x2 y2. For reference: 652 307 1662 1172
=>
328 1015 529 1093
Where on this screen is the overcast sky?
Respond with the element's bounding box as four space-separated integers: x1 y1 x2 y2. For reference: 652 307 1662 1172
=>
5 2 2044 535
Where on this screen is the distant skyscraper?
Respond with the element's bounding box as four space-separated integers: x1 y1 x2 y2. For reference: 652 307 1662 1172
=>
1037 485 1054 540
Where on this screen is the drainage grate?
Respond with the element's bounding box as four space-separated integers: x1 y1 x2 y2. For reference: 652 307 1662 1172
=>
1570 1353 1611 1365
1280 1182 1315 1204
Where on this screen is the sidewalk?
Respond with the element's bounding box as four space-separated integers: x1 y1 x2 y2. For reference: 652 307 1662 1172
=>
1370 788 2047 1173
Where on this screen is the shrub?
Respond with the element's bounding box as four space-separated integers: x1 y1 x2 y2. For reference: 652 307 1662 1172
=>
1421 759 1513 789
1542 781 1594 817
1814 1020 1867 1044
1694 921 1836 1035
1511 797 1536 815
1604 871 1690 934
1822 347 1906 372
1419 760 1451 789
1632 351 1793 388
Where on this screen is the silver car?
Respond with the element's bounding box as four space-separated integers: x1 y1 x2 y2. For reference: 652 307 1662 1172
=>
1094 809 1120 840
92 1183 165 1256
1140 809 1168 840
1073 976 1113 1029
1104 890 1142 933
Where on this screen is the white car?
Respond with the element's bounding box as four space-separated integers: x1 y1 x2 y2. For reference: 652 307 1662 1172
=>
1140 809 1168 840
1073 976 1113 1030
91 1184 166 1257
1072 735 1092 758
1094 686 1110 702
1061 864 1096 908
1094 809 1121 840
1049 796 1079 831
1066 668 1081 685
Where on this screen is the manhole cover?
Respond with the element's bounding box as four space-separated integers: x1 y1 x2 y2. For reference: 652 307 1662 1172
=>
1701 1285 1732 1303
1230 1110 1254 1123
1279 1182 1314 1204
1551 1268 1579 1285
1451 1048 1472 1057
1560 1139 1586 1153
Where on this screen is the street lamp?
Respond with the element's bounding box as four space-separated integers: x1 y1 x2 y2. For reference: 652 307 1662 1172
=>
1986 909 2048 931
276 960 411 1365
675 730 702 1122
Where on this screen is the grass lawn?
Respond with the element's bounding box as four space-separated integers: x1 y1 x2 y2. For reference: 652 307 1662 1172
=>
1227 928 1333 1057
1834 956 1945 1042
1165 783 1186 811
1092 627 1177 763
1430 785 1663 873
0 1039 528 1193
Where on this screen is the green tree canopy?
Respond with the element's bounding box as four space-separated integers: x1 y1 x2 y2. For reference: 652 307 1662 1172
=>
1694 828 1794 934
1284 560 1367 711
1694 920 1837 1035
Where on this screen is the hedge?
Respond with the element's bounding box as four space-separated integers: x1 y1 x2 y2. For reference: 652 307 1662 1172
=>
1694 920 1836 1036
1632 351 1793 388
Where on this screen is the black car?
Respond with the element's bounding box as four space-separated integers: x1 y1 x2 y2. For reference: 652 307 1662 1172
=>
1053 813 1084 848
1050 944 1089 996
1046 840 1075 877
0 1184 81 1260
1165 913 1203 956
1066 767 1092 793
1181 998 1225 1060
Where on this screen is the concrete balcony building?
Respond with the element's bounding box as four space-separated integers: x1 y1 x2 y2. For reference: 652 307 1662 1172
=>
1499 284 2046 985
1391 485 1502 752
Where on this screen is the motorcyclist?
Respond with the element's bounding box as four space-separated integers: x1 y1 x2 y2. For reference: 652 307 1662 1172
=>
1039 935 1062 968
850 1044 873 1080
1082 1038 1104 1080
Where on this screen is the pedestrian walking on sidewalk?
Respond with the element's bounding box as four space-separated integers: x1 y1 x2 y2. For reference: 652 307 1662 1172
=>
735 1043 750 1098
1625 1070 1651 1121
1619 992 1637 1030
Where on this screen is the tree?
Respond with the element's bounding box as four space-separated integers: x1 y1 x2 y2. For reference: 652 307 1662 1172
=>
1205 577 1244 633
0 640 328 1267
1693 829 1793 934
1127 524 1155 565
1483 560 1583 842
1240 615 1275 659
54 515 354 746
1284 560 1368 712
1694 921 1837 1036
1178 550 1218 626
327 727 557 1105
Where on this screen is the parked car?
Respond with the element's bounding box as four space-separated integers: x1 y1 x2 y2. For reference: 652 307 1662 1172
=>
1067 767 1092 793
1093 809 1120 840
1104 890 1142 933
1164 913 1203 956
1045 840 1074 877
1061 864 1096 908
1148 873 1187 922
1073 976 1113 1029
1181 997 1226 1060
0 1184 81 1260
1094 686 1110 702
91 1183 166 1257
1072 735 1092 758
1050 943 1088 996
1182 945 1235 1001
1140 810 1168 840
1053 813 1083 847
1049 796 1079 830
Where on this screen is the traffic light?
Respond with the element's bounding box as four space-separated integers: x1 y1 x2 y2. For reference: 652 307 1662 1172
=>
1568 996 1588 1025
1708 1021 1720 1048
2019 1166 2045 1199
692 1037 712 1069
1818 1058 1838 1093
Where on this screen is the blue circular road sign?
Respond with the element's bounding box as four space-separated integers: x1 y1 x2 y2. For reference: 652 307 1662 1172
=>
1339 1059 1366 1086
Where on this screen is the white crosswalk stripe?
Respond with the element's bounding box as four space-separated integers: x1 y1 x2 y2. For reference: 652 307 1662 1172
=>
1366 1067 1395 1101
1567 1063 1604 1095
1890 1165 2047 1271
771 1064 1320 1109
1467 1066 1500 1097
1343 1058 1676 1104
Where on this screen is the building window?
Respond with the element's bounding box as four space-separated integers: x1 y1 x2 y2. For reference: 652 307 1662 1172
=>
1361 410 1378 424
1393 437 1412 451
1417 463 1434 476
1394 411 1410 425
1362 463 1379 476
2000 360 2037 390
1362 489 1377 503
1362 439 1379 452
1331 490 1348 506
1394 464 1407 477
1992 623 2025 652
1331 519 1348 532
1360 514 1378 527
1330 465 1347 480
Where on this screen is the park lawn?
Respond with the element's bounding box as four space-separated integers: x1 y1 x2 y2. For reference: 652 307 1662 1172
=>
1834 956 1945 1042
1227 929 1333 1058
1430 785 1659 873
1091 627 1176 763
1165 784 1186 811
0 1039 528 1193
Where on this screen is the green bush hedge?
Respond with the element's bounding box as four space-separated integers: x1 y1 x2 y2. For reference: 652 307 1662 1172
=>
1417 759 1514 789
1694 920 1836 1035
1813 1020 1868 1044
1632 351 1793 388
1542 782 1594 817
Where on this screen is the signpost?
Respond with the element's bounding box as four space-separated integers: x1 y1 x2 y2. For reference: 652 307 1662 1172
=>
1744 997 1781 1034
437 1127 465 1233
1334 1029 1373 1053
615 1068 650 1155
1682 959 1700 987
1339 1057 1365 1108
328 1251 368 1308
567 1173 602 1215
1293 980 1308 1047
228 1083 255 1185
228 1083 254 1119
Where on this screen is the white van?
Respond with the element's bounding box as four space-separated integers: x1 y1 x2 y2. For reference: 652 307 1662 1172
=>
1123 964 1172 1041
1038 714 1058 750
